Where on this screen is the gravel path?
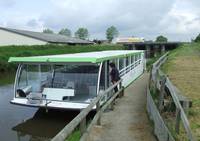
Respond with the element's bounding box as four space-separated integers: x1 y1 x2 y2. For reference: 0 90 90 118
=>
87 73 157 141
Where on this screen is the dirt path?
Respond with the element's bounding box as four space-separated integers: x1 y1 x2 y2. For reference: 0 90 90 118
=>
87 73 156 141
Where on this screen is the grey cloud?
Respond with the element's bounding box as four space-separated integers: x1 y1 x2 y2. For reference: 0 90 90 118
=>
40 0 176 39
2 0 199 41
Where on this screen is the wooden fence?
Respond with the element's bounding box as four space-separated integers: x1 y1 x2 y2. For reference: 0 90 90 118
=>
51 80 124 141
147 87 175 141
148 52 196 141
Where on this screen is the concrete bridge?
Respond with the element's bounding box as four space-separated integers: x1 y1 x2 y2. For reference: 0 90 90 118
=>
122 42 180 58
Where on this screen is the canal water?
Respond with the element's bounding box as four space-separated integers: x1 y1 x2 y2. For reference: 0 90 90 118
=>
0 84 82 141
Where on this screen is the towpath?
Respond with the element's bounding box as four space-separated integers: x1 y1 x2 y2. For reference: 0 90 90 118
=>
87 73 157 141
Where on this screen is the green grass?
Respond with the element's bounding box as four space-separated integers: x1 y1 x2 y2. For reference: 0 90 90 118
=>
0 44 124 85
146 53 165 71
0 44 124 72
67 130 81 141
161 42 200 140
161 43 200 73
0 71 15 85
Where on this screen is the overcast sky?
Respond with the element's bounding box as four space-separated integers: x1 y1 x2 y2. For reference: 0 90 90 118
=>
0 0 200 41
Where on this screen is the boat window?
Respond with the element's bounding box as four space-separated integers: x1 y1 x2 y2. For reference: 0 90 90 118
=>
17 64 52 94
18 65 28 88
16 64 99 103
131 56 134 64
112 59 118 67
119 58 124 70
135 54 138 65
52 64 99 102
126 57 129 72
126 57 129 67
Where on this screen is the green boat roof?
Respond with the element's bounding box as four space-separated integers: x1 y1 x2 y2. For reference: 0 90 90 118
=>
8 50 144 63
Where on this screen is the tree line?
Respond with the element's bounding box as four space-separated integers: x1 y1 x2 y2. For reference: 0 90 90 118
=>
45 26 195 43
42 26 119 42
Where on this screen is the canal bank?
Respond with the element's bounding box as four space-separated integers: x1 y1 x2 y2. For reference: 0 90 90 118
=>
0 72 15 86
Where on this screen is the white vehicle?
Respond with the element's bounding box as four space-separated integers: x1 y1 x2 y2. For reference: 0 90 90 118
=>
9 50 145 110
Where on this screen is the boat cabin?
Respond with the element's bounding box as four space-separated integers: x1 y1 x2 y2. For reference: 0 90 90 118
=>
8 50 145 109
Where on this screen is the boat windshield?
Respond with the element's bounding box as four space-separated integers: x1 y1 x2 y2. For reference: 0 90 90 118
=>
16 64 99 103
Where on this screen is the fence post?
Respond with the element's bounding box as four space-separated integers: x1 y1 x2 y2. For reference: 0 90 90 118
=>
96 101 101 125
159 76 166 112
119 81 122 90
175 108 181 134
80 117 86 135
119 81 124 98
121 86 124 97
183 101 190 116
149 67 153 88
155 69 159 89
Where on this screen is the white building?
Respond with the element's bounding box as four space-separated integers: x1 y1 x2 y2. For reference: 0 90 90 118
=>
0 27 93 46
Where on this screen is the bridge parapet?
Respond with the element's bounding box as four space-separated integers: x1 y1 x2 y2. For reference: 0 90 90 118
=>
121 42 181 58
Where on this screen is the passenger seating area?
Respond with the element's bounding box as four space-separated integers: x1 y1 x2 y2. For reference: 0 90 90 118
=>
44 73 98 102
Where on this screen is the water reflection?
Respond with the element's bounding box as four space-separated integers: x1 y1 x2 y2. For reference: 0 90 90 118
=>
0 84 94 141
12 109 80 141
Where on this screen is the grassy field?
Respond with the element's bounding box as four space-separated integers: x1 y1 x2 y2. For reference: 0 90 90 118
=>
0 44 124 85
162 43 200 139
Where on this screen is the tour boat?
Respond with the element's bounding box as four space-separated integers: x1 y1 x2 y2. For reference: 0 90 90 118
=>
8 50 145 109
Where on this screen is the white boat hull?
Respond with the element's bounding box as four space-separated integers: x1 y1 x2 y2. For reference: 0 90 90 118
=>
11 98 91 110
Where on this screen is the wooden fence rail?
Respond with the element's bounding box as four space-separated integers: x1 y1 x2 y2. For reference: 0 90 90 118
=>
147 87 175 141
51 79 124 141
149 52 196 141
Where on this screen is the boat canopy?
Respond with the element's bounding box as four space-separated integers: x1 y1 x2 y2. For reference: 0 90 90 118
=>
8 50 143 63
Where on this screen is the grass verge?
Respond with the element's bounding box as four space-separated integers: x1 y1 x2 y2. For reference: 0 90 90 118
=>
67 130 81 141
162 43 200 139
0 44 124 85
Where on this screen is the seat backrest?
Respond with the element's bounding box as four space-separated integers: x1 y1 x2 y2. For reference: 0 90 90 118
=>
42 88 75 101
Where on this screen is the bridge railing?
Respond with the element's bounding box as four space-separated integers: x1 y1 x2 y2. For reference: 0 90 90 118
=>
51 79 124 141
148 52 196 141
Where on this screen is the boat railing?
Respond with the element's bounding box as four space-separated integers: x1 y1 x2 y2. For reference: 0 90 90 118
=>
51 79 124 141
119 59 141 77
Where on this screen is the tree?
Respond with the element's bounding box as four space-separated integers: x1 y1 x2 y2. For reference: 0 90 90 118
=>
194 33 200 42
155 35 168 42
106 26 119 42
43 28 54 34
75 28 89 40
58 28 71 37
